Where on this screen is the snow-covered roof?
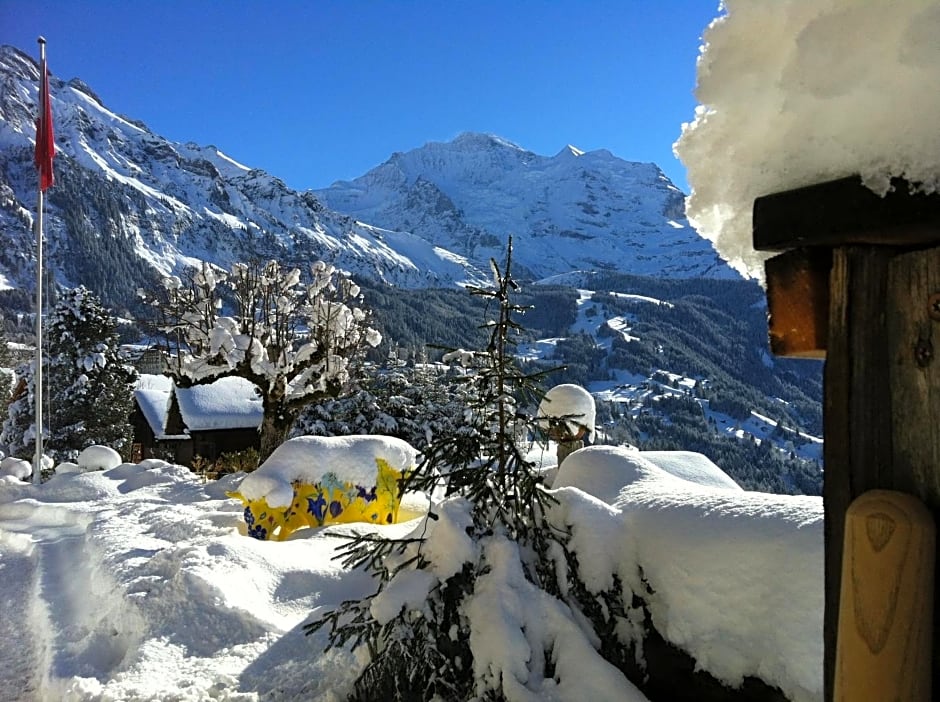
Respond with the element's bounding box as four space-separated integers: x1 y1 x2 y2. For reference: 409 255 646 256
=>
134 374 174 437
135 374 263 435
174 376 263 432
676 0 940 277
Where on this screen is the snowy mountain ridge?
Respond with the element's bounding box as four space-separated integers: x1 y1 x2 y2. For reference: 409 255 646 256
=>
1 43 738 318
316 132 740 280
0 45 487 311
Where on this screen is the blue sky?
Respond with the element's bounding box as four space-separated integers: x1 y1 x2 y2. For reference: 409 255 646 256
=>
1 1 721 193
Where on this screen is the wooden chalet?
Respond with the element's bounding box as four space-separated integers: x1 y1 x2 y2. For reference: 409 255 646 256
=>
131 374 262 467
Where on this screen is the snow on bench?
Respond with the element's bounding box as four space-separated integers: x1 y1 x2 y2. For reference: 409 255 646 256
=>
228 435 419 540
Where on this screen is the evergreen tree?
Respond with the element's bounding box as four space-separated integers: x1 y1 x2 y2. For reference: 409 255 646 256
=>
306 240 618 700
1 287 137 465
294 348 480 451
2 359 35 460
0 320 14 404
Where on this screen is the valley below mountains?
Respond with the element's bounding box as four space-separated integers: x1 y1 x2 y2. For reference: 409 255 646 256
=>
0 43 823 494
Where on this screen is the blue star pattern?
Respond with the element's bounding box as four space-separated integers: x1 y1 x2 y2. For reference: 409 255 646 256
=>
306 493 327 524
244 507 269 539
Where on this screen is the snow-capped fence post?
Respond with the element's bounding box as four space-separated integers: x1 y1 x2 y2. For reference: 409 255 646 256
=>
537 384 596 467
753 175 940 701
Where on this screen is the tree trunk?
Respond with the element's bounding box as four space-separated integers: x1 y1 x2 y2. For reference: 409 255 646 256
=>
258 410 294 463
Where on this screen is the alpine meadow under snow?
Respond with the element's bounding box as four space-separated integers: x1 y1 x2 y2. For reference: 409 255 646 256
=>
2 0 935 699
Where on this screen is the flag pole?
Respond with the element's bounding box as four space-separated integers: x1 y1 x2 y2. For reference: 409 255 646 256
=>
32 36 48 484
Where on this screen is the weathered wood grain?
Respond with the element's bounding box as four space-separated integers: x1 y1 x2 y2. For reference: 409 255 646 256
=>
753 177 940 252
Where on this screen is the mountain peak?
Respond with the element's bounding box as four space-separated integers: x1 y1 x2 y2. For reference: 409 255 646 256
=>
0 44 40 81
555 144 585 158
451 132 524 151
316 135 738 281
66 77 104 107
0 50 489 310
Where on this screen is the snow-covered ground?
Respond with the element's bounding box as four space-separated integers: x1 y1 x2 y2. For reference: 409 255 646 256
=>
0 444 823 701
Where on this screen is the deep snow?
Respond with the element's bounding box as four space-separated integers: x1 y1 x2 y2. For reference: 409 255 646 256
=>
0 442 822 701
676 0 940 277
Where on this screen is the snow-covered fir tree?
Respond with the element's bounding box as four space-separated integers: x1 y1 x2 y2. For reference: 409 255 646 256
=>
307 240 624 700
2 287 137 463
2 358 34 460
141 259 381 459
0 321 14 404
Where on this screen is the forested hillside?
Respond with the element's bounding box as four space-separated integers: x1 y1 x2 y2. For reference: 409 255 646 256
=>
357 272 823 495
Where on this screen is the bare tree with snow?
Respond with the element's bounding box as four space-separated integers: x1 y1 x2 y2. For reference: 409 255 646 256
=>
141 259 381 459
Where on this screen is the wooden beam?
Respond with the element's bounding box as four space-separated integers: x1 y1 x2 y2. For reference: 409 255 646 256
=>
764 248 831 357
753 176 940 252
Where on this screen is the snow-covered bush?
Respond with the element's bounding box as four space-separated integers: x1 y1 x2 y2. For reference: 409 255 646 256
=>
77 445 123 471
0 456 31 481
54 461 82 475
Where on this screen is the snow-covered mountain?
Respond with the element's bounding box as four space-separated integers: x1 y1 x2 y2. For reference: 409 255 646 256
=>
316 132 739 280
1 43 738 317
0 45 486 311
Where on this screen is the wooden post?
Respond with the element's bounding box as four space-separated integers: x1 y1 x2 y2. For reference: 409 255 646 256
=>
549 424 588 467
834 490 934 701
556 437 584 466
754 176 940 701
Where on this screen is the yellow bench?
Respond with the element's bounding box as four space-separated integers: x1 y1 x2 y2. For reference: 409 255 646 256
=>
226 435 417 541
229 458 404 540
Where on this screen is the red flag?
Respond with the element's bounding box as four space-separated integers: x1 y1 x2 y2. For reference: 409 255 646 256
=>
35 59 54 192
